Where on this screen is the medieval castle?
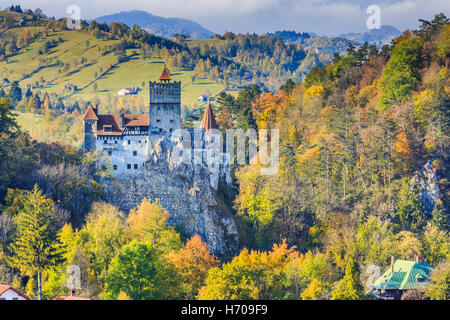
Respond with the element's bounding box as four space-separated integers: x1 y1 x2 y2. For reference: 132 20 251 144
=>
83 67 230 183
82 67 238 253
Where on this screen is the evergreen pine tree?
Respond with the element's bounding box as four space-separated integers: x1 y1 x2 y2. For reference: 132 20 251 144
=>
9 185 65 300
394 178 427 232
431 199 449 232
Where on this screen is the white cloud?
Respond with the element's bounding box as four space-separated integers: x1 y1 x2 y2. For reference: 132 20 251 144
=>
1 0 447 34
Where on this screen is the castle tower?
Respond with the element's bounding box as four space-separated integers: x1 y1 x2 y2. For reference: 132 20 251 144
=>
201 102 218 131
201 102 222 152
149 67 181 139
83 105 98 152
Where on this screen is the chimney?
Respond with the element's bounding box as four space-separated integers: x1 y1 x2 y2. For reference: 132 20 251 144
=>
390 256 395 275
120 114 126 128
71 289 76 297
416 256 423 264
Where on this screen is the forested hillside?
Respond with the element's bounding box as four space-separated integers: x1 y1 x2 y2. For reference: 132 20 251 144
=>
0 9 448 300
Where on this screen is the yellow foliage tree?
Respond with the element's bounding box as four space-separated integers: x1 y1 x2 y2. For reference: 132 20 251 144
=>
301 278 324 300
126 198 181 253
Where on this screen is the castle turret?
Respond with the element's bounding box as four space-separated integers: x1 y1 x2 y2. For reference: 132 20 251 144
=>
83 105 98 152
149 67 181 140
201 102 218 131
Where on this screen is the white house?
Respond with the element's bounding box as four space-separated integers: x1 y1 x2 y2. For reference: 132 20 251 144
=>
118 87 140 96
198 95 208 102
118 88 133 96
0 285 30 300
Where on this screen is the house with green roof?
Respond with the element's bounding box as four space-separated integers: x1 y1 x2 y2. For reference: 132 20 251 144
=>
370 256 434 300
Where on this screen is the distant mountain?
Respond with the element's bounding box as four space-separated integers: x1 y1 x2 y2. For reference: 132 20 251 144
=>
93 10 214 39
339 25 402 46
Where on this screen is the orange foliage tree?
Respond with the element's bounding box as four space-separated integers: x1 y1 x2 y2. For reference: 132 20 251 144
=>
167 235 219 299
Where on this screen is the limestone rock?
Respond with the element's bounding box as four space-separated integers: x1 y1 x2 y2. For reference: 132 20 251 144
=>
104 136 239 255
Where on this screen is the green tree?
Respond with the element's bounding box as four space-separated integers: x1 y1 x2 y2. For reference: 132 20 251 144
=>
393 178 427 232
332 257 364 300
431 199 449 232
9 81 22 106
422 224 449 266
0 97 18 135
9 185 65 300
379 36 423 109
105 240 180 300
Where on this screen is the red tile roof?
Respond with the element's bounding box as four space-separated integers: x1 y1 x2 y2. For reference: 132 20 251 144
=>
83 106 99 121
201 103 218 130
95 114 150 136
54 296 90 300
0 285 31 300
159 66 171 81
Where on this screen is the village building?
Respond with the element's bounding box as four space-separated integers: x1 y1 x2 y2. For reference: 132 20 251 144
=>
54 289 90 300
0 285 30 300
118 87 140 96
198 95 208 102
370 256 434 300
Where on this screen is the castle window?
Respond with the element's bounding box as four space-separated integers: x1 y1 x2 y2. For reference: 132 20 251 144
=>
115 141 117 144
104 140 107 144
128 140 131 145
127 164 131 169
108 151 112 156
134 164 138 169
133 151 137 156
113 165 117 170
159 128 162 133
156 119 161 123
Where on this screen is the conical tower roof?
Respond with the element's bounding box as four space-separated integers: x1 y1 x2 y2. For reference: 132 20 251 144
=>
159 66 171 81
83 105 98 121
201 102 218 130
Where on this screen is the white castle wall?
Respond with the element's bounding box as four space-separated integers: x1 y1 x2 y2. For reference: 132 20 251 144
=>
96 134 149 174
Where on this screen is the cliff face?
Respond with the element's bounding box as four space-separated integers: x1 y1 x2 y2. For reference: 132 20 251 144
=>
412 160 441 214
104 136 239 255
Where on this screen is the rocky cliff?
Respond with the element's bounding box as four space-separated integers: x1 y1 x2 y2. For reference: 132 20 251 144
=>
104 135 240 255
412 160 441 214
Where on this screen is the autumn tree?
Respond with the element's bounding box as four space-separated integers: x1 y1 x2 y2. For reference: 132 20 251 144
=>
126 198 181 253
80 202 125 283
199 241 299 300
167 235 219 299
426 261 450 300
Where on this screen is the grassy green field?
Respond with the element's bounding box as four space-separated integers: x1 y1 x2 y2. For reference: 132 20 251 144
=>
1 28 225 109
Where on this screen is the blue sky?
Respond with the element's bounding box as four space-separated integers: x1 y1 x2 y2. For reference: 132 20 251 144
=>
2 0 449 35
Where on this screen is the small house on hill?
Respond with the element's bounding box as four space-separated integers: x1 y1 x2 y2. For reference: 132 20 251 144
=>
0 285 30 300
118 87 140 96
371 256 433 300
198 95 208 102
